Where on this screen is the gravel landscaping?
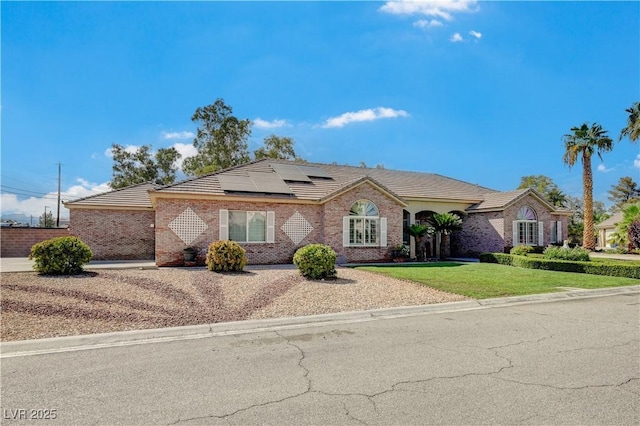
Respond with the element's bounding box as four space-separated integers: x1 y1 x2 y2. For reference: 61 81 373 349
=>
0 267 467 341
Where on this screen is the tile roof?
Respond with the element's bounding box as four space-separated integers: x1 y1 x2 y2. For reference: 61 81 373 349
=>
596 212 623 229
154 159 496 202
466 188 570 214
466 189 531 211
64 182 157 209
66 160 567 212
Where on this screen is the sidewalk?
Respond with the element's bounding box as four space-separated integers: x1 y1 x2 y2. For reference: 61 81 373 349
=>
0 257 157 273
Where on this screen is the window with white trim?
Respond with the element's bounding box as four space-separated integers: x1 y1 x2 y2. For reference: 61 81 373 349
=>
513 206 542 246
550 220 562 244
219 209 275 243
343 200 387 247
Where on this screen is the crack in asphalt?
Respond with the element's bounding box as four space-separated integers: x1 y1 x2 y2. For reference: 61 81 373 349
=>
556 339 638 354
168 332 637 425
491 375 640 391
168 331 313 425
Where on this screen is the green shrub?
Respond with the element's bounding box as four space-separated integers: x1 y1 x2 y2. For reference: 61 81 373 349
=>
510 245 534 256
29 236 93 275
293 244 337 280
543 246 590 262
206 240 247 272
479 252 639 279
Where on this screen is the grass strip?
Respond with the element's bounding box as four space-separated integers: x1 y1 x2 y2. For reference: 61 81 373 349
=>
357 262 639 299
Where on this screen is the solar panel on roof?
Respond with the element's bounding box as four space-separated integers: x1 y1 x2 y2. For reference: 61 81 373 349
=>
249 172 294 194
218 175 258 192
269 163 312 182
297 165 332 179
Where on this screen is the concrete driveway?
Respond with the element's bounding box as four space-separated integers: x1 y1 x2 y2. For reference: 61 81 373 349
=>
2 291 638 425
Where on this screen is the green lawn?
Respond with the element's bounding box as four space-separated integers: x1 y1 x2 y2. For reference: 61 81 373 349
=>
357 262 639 299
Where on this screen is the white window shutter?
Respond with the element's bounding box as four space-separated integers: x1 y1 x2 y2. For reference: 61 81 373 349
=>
266 211 275 243
538 221 544 246
512 221 518 246
380 217 387 247
557 221 563 243
343 217 350 247
219 209 229 240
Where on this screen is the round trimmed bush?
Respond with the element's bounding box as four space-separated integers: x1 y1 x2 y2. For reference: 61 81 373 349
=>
206 240 247 272
293 244 337 280
29 236 93 275
543 246 590 262
510 245 534 256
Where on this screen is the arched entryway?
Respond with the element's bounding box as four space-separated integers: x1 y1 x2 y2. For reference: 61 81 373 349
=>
413 210 437 259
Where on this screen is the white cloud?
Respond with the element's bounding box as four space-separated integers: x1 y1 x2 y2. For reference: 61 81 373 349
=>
597 164 614 173
321 107 409 129
1 179 111 220
253 118 290 129
171 142 198 169
450 32 464 42
469 30 482 39
413 18 443 29
380 0 479 21
104 144 140 158
162 131 195 140
634 154 640 169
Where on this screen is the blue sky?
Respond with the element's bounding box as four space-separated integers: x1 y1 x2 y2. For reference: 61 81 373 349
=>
2 0 639 220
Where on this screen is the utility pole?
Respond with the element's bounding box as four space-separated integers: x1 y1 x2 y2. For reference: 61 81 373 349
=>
56 162 61 227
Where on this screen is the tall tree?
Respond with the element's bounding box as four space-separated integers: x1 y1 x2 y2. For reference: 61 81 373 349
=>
607 176 640 212
619 101 640 142
517 175 567 207
110 144 181 189
182 99 251 176
253 135 298 160
562 123 614 250
38 211 55 228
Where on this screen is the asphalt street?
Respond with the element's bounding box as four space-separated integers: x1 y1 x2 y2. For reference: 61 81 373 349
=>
1 292 639 425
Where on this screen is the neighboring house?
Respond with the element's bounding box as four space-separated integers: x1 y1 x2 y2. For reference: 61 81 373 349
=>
595 212 623 249
65 159 571 265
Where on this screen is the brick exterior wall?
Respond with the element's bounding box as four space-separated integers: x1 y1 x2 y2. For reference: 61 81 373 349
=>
454 194 569 257
69 209 155 260
0 228 70 257
155 198 324 266
154 182 404 266
323 183 403 263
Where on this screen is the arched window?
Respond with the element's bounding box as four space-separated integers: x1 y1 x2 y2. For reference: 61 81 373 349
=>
345 199 384 246
514 206 539 246
350 200 379 217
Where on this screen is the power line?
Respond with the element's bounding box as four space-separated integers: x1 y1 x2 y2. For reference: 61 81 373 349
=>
0 189 60 201
0 184 52 197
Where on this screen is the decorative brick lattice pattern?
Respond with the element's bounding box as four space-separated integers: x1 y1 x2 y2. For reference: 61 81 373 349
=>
281 211 314 244
169 208 208 245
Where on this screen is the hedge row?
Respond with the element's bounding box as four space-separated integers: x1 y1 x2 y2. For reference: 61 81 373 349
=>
479 253 640 279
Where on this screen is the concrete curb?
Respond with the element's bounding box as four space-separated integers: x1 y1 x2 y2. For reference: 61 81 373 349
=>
2 285 638 358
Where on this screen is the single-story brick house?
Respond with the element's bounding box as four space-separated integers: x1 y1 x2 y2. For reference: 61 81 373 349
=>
65 159 571 265
595 212 623 249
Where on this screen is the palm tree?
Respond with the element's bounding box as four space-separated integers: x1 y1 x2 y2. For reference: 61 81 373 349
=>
408 223 433 261
608 202 640 250
428 213 463 260
563 123 614 250
620 101 640 142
